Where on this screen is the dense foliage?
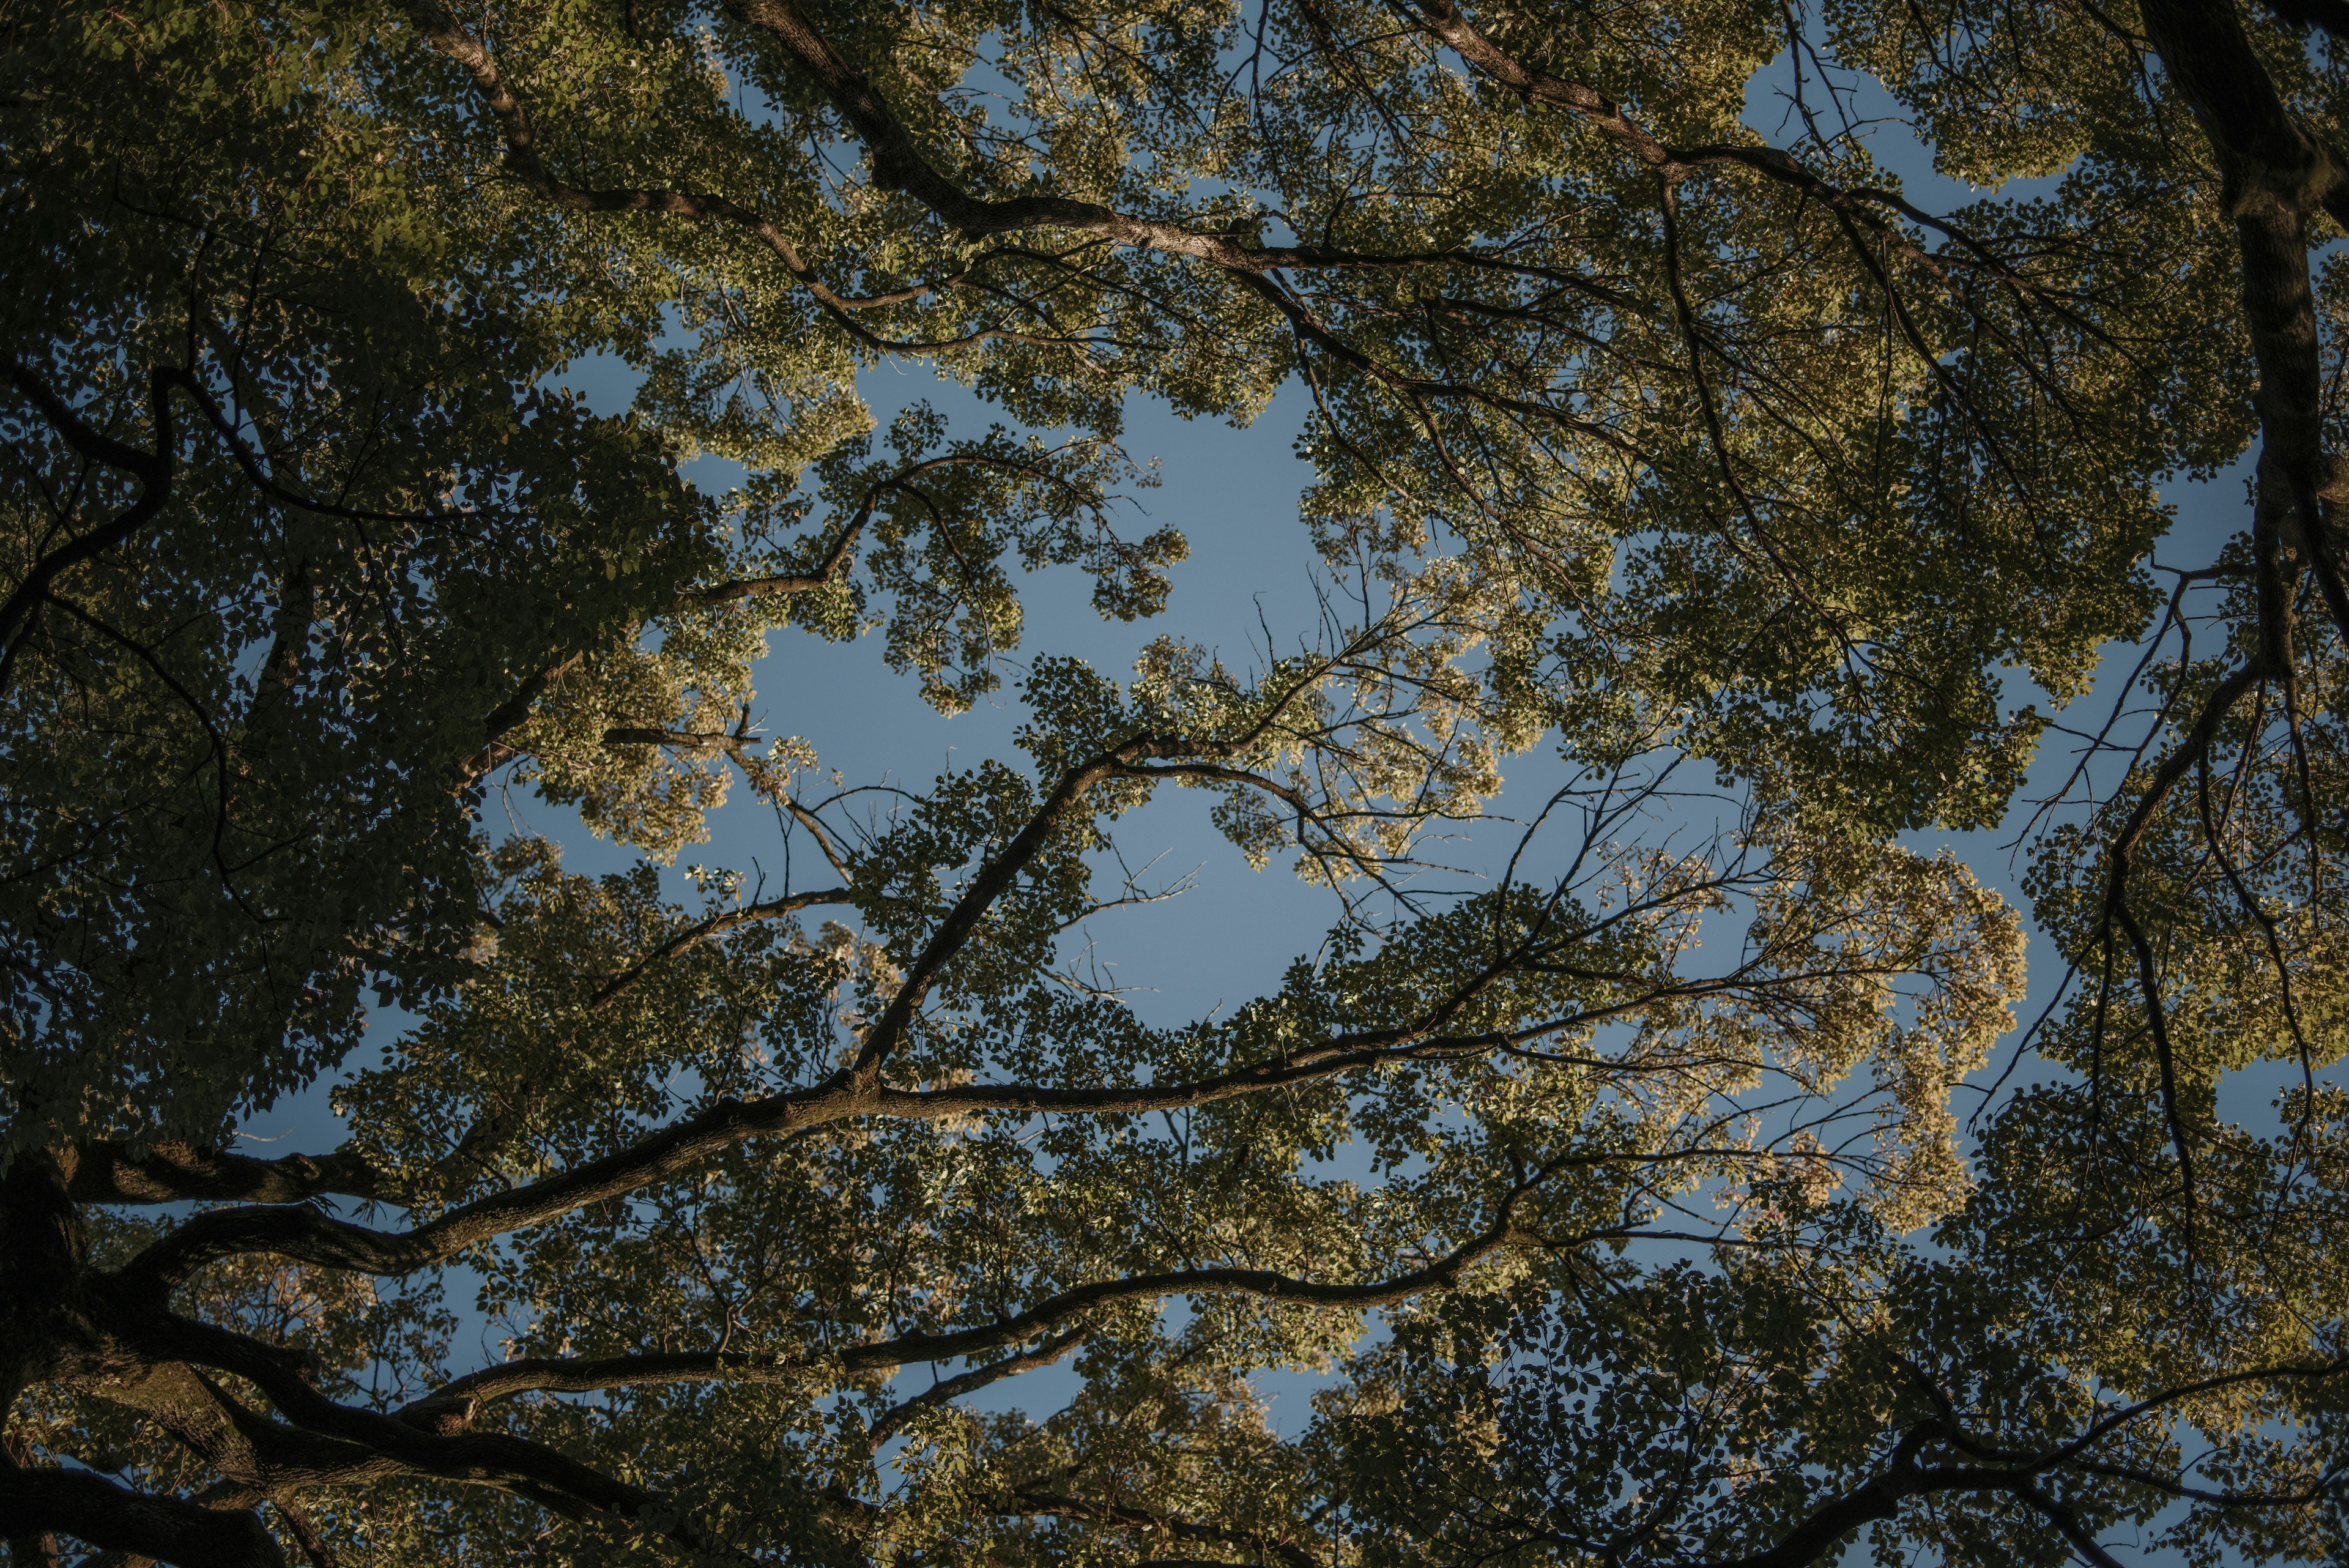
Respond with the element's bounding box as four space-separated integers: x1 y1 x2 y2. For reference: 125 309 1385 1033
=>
3 0 2347 1562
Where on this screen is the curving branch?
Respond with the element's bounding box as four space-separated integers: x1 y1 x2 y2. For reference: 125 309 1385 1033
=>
839 672 1339 1082
727 0 1463 270
410 0 1651 459
468 445 1124 787
1693 1443 2069 1568
425 872 856 1183
1698 1353 2349 1567
1396 0 2053 297
113 1313 715 1555
388 1186 1540 1419
1 360 174 665
65 1203 1542 1562
691 449 1074 606
5 354 513 696
0 1466 284 1568
406 1 1076 355
583 886 855 1011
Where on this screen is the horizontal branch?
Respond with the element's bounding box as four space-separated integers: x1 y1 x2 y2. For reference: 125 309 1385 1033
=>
59 1142 385 1206
397 1200 1538 1412
113 1076 864 1282
117 675 1734 1285
110 951 1756 1282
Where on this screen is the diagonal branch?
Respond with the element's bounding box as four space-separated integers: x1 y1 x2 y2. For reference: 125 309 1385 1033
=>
863 1329 1088 1449
691 450 1052 606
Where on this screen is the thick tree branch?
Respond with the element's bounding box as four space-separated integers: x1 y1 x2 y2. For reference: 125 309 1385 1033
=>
412 0 1664 478
727 0 1412 268
406 2 1083 354
58 1143 384 1206
0 1468 283 1568
1699 1450 2107 1568
114 1072 862 1282
2135 0 2349 647
111 1313 724 1554
112 895 1794 1286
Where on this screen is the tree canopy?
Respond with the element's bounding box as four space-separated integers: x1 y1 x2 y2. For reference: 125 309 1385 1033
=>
4 0 2348 1562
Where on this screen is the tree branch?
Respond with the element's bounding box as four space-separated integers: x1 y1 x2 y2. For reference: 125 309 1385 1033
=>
863 1330 1088 1449
58 1143 384 1206
1 361 174 661
2135 0 2349 648
0 1468 283 1568
392 1197 1539 1412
